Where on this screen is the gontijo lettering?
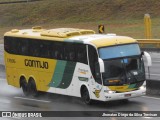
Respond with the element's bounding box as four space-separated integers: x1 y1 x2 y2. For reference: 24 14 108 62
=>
24 59 49 69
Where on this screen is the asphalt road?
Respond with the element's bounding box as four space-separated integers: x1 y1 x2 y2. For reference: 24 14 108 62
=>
144 52 160 80
0 44 160 120
1 78 160 120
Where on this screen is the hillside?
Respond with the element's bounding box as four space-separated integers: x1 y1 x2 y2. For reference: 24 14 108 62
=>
0 0 160 39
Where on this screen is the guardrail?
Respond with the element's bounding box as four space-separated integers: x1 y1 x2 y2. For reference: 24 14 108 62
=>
137 39 160 51
137 39 160 48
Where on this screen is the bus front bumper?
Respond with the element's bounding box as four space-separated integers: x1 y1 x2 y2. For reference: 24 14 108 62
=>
104 87 146 101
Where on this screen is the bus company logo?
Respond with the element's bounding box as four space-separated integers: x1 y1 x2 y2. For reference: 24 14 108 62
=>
24 59 49 69
2 112 11 117
78 68 88 75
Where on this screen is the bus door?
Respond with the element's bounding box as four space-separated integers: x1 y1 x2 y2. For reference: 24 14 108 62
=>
88 45 102 98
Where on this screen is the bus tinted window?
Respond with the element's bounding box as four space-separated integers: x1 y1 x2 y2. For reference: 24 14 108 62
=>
64 43 76 61
4 37 88 64
76 44 87 64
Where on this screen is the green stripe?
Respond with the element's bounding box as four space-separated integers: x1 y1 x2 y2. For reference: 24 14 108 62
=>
128 84 136 89
58 61 76 89
49 60 67 87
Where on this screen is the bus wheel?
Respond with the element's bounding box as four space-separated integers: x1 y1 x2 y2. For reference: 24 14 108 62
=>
20 78 28 96
81 87 92 105
28 79 38 97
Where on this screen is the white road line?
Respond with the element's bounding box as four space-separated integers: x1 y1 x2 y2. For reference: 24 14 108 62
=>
146 73 160 77
153 61 160 63
14 96 51 103
142 96 160 100
0 99 11 104
0 78 6 81
143 117 152 119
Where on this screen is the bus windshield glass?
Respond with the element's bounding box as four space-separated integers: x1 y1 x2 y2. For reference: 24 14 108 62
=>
98 44 145 86
102 57 145 85
98 44 141 60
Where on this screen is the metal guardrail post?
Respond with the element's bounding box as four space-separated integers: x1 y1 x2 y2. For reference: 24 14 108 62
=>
144 14 152 39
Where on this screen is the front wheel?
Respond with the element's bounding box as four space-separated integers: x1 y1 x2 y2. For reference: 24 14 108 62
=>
81 87 92 105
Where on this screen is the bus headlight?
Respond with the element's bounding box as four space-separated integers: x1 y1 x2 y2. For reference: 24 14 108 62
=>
140 85 146 89
104 90 116 94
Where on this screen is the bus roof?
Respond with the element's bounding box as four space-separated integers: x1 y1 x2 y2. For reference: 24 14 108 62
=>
4 27 137 48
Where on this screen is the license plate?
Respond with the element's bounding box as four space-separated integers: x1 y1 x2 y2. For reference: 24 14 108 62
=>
124 94 131 97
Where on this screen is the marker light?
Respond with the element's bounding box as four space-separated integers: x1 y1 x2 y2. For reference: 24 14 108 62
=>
108 80 120 83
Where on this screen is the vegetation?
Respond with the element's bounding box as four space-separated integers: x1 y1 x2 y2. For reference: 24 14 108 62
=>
0 0 160 39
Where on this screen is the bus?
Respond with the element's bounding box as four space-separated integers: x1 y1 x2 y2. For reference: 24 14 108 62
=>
4 27 152 104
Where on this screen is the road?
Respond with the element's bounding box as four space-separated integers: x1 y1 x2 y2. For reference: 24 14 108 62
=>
0 44 160 120
144 52 160 80
1 77 160 120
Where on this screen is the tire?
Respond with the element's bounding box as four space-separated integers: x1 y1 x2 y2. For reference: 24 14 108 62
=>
81 87 92 105
20 78 28 96
27 79 38 97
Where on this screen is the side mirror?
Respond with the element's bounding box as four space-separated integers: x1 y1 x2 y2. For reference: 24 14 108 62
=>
98 58 105 73
143 51 152 67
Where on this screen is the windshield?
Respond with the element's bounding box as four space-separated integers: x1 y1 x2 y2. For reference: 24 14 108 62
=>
99 44 141 59
102 57 145 86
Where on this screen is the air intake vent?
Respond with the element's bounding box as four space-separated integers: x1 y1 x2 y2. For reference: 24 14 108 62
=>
32 26 44 32
41 28 95 38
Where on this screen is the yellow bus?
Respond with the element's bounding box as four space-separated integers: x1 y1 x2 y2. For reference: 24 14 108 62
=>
4 27 151 104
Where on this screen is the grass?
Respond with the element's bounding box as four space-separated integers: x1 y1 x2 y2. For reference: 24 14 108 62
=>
1 18 160 40
0 0 160 42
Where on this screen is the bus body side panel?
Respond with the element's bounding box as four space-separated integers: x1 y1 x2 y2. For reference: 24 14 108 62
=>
4 51 105 101
67 62 90 97
4 51 57 91
4 52 19 87
66 62 105 101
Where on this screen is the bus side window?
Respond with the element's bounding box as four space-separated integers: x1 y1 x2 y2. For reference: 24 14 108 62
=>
17 38 23 55
54 42 64 60
76 44 87 64
39 41 51 58
20 39 28 55
11 37 19 54
29 40 40 57
88 45 101 84
64 43 76 61
4 37 11 53
4 37 28 55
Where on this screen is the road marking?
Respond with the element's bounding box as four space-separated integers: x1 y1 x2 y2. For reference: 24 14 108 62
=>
153 61 160 63
144 60 160 63
143 117 152 119
14 96 51 103
0 78 6 81
146 73 160 77
142 96 160 100
0 99 11 104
